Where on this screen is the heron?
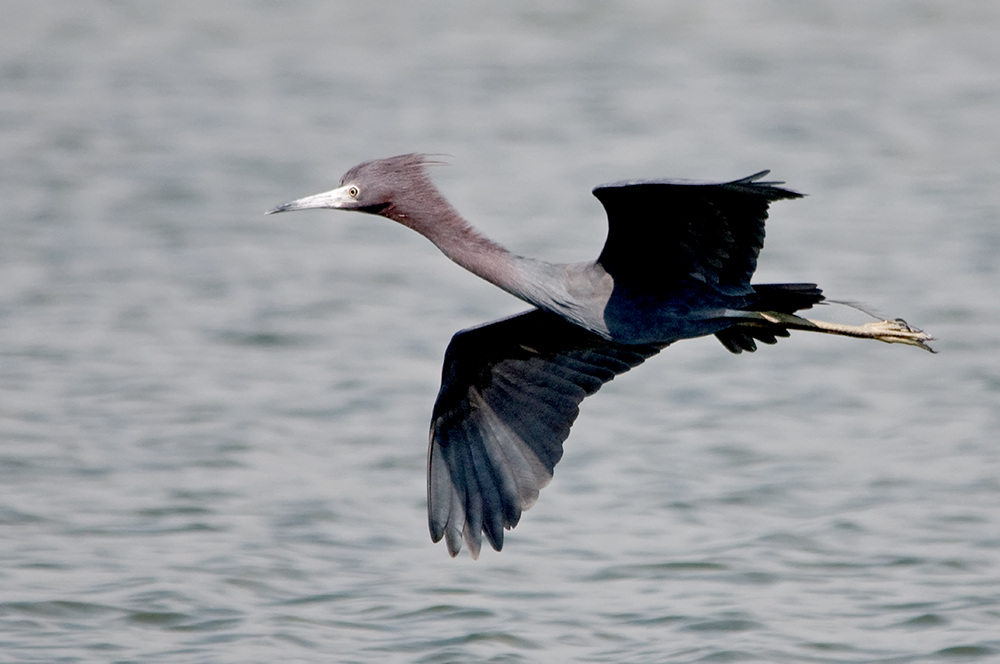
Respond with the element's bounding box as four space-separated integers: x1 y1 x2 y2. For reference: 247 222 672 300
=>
268 153 933 558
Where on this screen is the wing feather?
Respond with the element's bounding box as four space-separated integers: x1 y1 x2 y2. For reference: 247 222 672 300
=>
428 309 662 556
593 172 803 296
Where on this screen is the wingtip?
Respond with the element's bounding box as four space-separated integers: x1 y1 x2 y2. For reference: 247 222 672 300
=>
591 169 805 200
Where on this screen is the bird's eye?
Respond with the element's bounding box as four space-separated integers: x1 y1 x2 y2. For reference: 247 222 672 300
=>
348 186 359 197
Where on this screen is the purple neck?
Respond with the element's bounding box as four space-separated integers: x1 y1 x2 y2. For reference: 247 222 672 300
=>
381 190 530 301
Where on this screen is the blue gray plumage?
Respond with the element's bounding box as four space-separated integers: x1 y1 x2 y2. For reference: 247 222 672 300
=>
269 154 932 558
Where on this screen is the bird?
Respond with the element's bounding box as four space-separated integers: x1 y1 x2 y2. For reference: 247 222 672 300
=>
268 153 933 558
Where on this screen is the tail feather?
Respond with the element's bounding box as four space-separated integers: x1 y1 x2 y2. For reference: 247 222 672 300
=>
746 283 825 313
715 283 825 354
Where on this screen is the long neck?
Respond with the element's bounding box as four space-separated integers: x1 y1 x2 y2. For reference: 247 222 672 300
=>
380 189 569 312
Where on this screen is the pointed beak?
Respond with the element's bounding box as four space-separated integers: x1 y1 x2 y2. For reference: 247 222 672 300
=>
266 184 355 215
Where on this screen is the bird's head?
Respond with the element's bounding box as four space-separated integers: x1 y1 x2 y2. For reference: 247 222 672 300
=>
267 153 445 219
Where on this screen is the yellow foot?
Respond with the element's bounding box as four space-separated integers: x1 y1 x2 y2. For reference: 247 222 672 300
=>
753 312 936 353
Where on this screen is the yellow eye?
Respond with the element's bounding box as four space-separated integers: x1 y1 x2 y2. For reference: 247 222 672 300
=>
348 186 359 197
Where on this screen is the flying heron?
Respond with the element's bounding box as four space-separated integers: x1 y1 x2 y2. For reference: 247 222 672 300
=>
268 153 933 558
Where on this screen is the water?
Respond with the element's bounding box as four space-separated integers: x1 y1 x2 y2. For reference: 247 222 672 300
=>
2 1 999 662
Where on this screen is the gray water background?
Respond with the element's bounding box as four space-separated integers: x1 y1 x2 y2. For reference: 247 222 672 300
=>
2 2 999 662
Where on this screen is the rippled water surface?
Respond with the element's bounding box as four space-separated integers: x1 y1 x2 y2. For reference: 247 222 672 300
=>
2 2 999 662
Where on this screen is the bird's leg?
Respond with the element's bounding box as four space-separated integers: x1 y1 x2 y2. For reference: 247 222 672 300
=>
733 311 936 352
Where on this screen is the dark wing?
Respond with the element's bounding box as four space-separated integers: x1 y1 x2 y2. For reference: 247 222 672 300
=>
428 309 663 558
593 172 803 296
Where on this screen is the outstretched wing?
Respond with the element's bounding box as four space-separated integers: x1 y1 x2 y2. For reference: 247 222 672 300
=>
593 172 803 296
428 309 663 558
